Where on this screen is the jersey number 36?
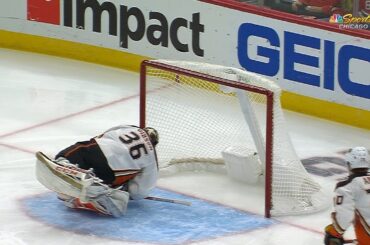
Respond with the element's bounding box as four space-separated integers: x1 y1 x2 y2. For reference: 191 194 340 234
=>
119 132 148 160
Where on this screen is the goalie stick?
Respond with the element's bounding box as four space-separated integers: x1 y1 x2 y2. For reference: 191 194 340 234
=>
344 239 357 244
145 196 192 206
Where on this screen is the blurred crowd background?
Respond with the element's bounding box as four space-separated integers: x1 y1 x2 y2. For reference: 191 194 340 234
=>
236 0 369 29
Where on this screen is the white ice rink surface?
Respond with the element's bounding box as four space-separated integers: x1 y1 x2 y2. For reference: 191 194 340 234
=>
0 48 369 245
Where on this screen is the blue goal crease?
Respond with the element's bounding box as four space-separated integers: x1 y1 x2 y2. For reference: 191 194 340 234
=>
22 188 277 245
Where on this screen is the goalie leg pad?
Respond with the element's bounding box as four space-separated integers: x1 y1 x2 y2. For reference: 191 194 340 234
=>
59 186 129 217
85 185 130 217
35 152 86 198
36 152 129 217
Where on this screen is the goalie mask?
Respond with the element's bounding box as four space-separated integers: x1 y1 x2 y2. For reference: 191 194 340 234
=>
144 127 159 146
345 146 369 170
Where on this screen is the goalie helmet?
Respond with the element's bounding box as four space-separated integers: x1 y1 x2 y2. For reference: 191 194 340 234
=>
345 146 369 170
144 127 159 146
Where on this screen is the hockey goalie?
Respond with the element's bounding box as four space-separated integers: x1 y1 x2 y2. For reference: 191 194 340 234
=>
35 125 159 217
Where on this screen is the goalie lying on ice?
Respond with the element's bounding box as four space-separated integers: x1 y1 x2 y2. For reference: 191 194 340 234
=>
35 125 159 217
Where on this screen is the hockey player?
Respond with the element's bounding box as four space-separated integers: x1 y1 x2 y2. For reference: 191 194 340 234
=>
324 146 370 245
35 125 159 217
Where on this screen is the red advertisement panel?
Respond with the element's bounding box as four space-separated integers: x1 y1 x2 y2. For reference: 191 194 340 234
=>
27 0 60 25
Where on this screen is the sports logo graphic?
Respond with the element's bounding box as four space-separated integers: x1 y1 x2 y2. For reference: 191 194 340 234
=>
329 14 343 24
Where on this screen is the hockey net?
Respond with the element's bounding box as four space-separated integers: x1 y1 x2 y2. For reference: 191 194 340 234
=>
140 60 328 217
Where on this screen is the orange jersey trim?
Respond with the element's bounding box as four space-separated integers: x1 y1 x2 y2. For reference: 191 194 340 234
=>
112 169 140 186
354 210 370 245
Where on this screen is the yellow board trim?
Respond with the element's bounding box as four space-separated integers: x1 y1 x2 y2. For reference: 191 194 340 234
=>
0 29 148 72
282 91 370 130
0 29 369 130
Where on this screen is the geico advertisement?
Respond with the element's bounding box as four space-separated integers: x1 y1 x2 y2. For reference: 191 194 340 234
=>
0 0 369 110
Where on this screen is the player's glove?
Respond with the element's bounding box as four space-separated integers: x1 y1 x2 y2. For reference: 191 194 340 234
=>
324 224 344 245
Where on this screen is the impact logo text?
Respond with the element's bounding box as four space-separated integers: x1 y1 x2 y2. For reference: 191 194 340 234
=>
27 0 205 56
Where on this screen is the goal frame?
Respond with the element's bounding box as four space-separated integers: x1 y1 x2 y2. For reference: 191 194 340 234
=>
139 60 275 218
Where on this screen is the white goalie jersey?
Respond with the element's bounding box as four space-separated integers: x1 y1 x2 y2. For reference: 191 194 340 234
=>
94 125 158 200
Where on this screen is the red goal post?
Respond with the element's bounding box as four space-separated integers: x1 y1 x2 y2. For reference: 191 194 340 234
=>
139 59 328 218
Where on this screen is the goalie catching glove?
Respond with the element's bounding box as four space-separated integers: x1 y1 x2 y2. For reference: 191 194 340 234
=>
35 151 129 217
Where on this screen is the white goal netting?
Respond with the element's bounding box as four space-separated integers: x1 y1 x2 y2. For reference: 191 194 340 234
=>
141 60 329 217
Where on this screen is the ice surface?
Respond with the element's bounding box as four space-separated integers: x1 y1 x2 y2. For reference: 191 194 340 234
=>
0 48 368 245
